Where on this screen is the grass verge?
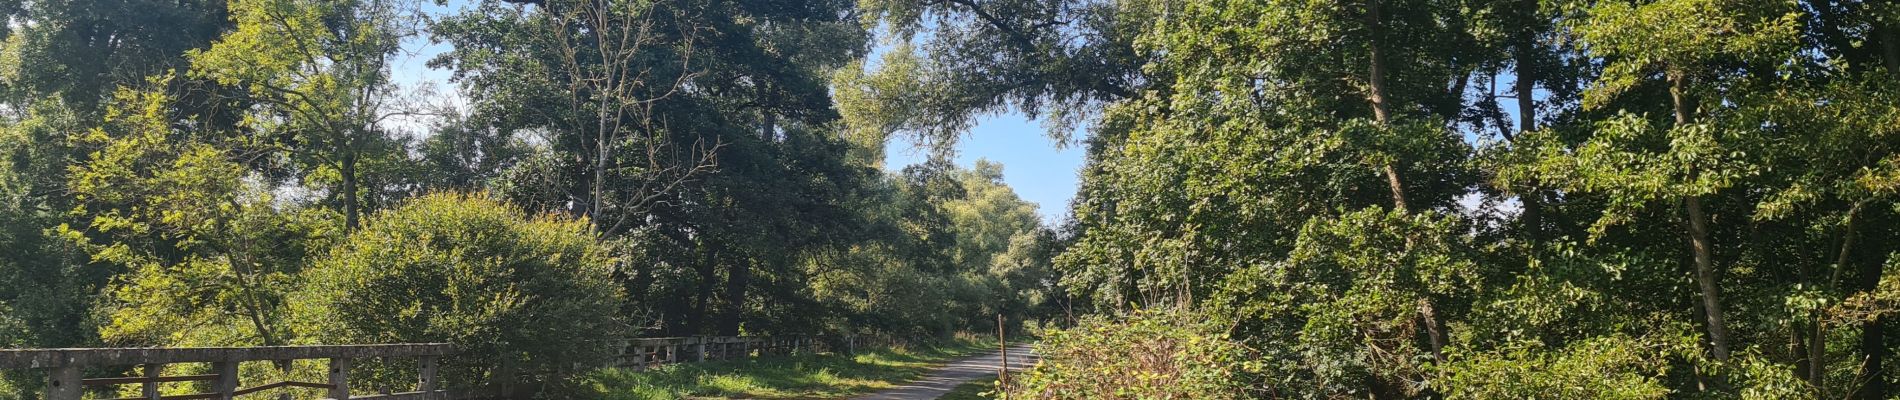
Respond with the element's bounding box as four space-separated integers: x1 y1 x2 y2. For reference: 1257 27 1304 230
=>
581 338 998 399
938 375 997 400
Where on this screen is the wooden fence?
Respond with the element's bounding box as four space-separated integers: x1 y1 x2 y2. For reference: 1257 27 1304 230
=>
0 335 893 400
0 344 452 400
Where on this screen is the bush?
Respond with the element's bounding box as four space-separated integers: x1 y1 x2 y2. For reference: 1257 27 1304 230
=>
292 192 624 393
1009 309 1260 399
1435 335 1673 399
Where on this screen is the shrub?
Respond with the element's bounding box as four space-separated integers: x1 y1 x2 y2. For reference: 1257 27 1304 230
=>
292 192 624 393
1008 308 1260 399
1435 335 1673 399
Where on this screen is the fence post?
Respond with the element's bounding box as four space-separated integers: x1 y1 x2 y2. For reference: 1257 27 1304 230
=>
695 337 707 362
46 365 81 400
607 340 624 368
212 360 238 400
998 314 1010 399
497 355 517 397
418 355 439 399
276 361 295 400
143 363 163 400
327 357 352 400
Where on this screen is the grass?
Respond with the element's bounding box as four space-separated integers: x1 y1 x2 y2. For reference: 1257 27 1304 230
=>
582 337 999 400
938 376 997 400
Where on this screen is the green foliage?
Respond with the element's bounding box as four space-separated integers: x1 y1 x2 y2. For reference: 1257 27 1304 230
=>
293 192 624 390
1009 309 1261 399
1437 335 1680 399
808 160 1061 336
63 82 340 347
5 0 1899 397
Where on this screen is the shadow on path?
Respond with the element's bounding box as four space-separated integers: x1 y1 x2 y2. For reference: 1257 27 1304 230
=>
851 344 1038 400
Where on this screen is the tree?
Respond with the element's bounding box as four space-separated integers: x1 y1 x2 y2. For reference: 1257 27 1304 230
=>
293 192 623 393
61 81 340 348
187 0 419 230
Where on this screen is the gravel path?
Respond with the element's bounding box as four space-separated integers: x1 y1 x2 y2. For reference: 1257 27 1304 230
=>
851 344 1039 400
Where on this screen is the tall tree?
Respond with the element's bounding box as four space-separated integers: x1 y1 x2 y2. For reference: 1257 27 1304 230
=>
187 0 418 229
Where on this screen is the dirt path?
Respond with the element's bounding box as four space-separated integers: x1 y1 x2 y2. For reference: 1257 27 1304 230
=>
851 344 1039 400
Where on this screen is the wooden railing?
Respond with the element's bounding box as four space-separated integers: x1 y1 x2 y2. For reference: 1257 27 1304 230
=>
1 335 896 399
0 344 452 400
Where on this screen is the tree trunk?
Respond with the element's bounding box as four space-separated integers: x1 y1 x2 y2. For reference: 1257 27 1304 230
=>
593 109 611 219
1419 297 1446 362
1367 0 1405 212
341 153 360 231
1383 164 1409 211
1878 19 1900 73
761 111 777 141
1366 0 1445 363
718 257 751 336
1861 316 1889 399
1813 314 1829 392
1815 204 1866 392
1685 196 1732 361
1513 12 1543 239
1669 75 1693 126
691 244 720 335
1671 75 1732 361
1855 208 1892 399
1366 0 1392 124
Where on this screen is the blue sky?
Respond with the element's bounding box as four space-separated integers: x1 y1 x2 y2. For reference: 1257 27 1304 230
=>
881 116 1086 224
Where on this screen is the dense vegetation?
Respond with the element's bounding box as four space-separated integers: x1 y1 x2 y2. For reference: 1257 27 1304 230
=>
0 0 1059 396
852 0 1900 398
2 0 1898 398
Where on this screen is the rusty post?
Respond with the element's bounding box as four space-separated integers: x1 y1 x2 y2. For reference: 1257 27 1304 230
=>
998 313 1009 399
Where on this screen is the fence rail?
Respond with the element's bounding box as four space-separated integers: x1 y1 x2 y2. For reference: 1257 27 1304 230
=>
1 335 893 400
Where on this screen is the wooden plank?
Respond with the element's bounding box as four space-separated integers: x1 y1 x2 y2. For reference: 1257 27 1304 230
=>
83 374 220 386
228 380 335 396
102 392 220 400
232 380 294 397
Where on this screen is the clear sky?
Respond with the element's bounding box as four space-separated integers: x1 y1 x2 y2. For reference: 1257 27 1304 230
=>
881 116 1086 225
